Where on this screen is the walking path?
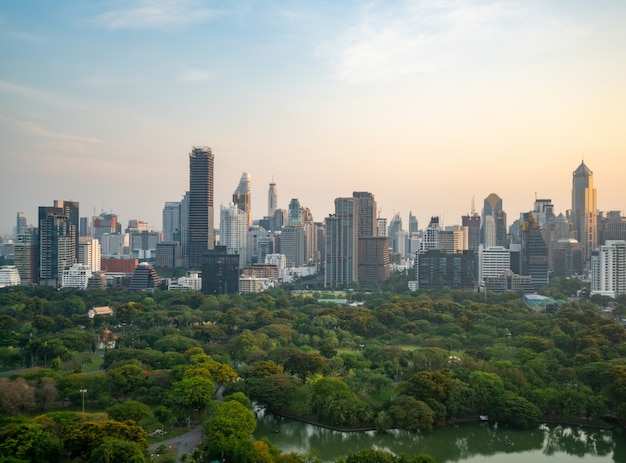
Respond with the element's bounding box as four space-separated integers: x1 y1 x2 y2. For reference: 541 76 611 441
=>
148 427 203 462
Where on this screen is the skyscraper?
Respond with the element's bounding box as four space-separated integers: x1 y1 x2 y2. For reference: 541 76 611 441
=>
162 201 181 242
325 197 359 287
571 161 597 261
187 146 214 268
481 193 507 248
353 191 377 237
220 203 248 268
268 181 278 218
520 212 549 290
38 202 78 287
233 172 252 228
15 212 27 237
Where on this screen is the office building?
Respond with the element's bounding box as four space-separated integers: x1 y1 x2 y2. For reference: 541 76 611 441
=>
130 230 160 260
481 193 507 248
38 202 78 287
16 212 27 238
78 237 101 272
358 236 390 285
201 246 239 294
598 211 626 244
14 227 38 285
590 240 626 298
187 146 215 268
520 212 549 290
414 250 476 290
268 181 278 218
128 262 161 291
325 197 359 287
478 245 511 287
353 192 377 237
220 203 248 268
162 202 181 243
552 239 583 278
61 264 92 289
247 228 274 265
93 213 119 241
571 161 597 261
156 241 182 269
0 266 21 288
462 212 481 252
233 172 252 228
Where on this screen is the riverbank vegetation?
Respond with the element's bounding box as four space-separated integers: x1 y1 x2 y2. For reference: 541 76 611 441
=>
1 276 626 462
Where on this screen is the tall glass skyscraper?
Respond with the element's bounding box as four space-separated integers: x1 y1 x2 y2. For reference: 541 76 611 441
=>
571 161 597 261
187 146 214 269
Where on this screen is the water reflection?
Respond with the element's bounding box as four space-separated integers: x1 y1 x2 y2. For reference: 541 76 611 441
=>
255 410 623 463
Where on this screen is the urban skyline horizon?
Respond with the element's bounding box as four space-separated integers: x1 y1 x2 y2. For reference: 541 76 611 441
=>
1 158 621 239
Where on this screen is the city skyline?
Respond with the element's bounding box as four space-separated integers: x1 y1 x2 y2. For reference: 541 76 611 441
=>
1 1 625 235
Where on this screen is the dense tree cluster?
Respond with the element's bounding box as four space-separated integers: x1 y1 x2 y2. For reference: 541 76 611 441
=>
1 276 626 462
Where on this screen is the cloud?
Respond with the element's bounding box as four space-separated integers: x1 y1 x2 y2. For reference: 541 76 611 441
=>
14 120 102 154
319 0 588 84
91 0 222 30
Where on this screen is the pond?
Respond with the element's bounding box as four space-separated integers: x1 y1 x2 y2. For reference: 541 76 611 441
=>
255 411 626 463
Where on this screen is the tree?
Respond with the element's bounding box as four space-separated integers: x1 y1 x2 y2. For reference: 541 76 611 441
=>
204 400 256 462
90 437 149 463
107 400 151 422
107 364 146 400
284 351 326 382
0 421 61 463
387 395 435 432
246 374 300 411
0 377 35 415
63 419 147 460
166 375 214 418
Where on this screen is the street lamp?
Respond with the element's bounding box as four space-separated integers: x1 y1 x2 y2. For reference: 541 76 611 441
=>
79 389 87 413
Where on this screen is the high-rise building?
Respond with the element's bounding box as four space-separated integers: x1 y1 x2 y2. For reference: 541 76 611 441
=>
78 237 101 272
279 225 306 268
598 211 626 244
420 217 441 252
162 202 181 243
520 212 549 291
414 250 476 290
14 227 38 285
462 213 481 252
268 181 278 218
478 245 511 287
201 246 239 294
233 172 252 228
288 199 303 226
325 197 359 287
353 192 377 237
93 213 119 241
481 193 507 248
358 236 390 285
130 230 160 260
377 217 387 238
591 240 626 298
571 161 597 261
38 202 78 287
16 212 27 237
220 203 248 268
388 213 403 254
552 239 583 277
187 146 215 268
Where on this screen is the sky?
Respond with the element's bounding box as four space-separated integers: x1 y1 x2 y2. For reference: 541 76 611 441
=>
1 0 625 237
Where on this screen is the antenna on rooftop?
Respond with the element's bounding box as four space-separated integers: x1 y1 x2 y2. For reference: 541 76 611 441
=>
471 196 475 215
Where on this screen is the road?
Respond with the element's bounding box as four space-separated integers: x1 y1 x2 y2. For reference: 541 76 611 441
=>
148 426 203 462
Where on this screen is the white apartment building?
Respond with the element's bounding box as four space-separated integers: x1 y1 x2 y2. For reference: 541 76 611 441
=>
0 266 21 288
79 238 101 272
62 264 92 289
478 245 511 286
591 240 626 298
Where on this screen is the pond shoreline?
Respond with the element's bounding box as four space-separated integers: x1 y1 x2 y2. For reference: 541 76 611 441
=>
267 409 616 433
